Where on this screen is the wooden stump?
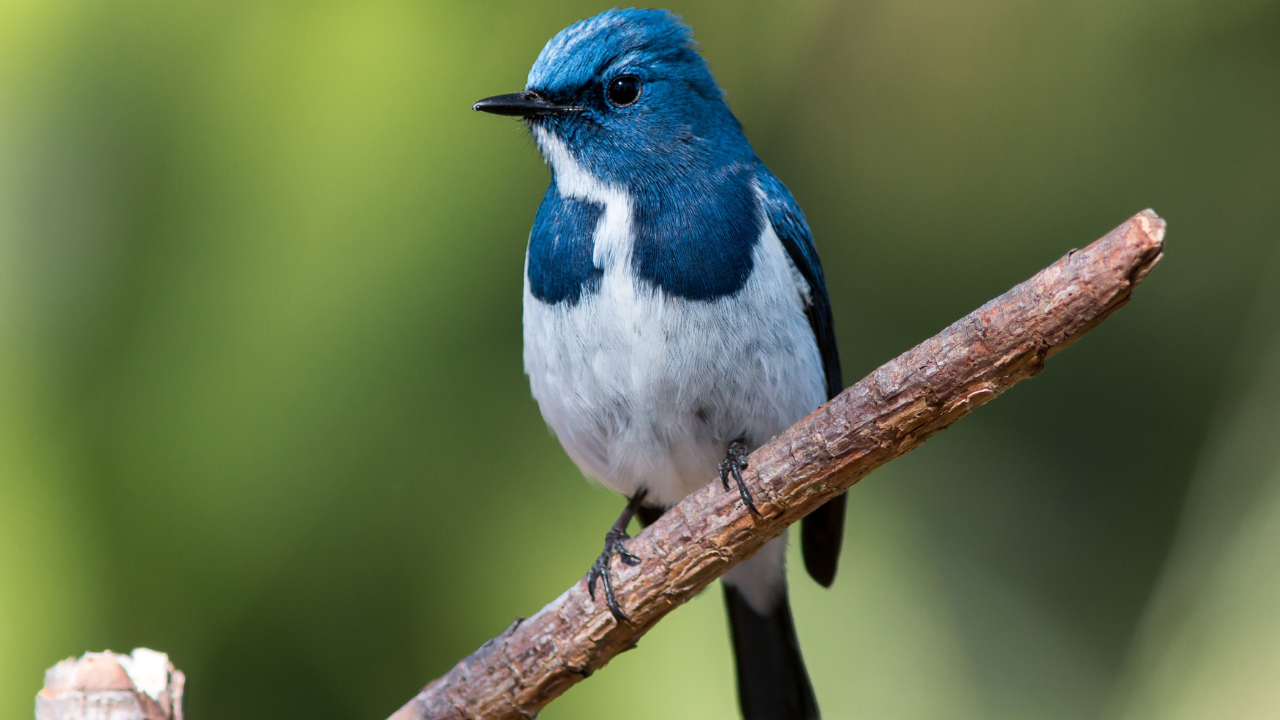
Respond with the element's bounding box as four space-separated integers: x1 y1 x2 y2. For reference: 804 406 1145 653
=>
36 649 184 720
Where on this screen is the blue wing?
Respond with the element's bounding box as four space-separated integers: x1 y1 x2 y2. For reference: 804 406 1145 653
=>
758 167 847 588
757 169 841 400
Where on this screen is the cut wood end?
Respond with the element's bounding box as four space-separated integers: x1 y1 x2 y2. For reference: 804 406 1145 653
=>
1130 209 1166 282
37 649 184 720
1134 209 1167 245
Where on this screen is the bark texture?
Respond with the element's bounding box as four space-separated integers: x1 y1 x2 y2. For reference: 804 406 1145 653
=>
390 210 1166 720
37 649 184 720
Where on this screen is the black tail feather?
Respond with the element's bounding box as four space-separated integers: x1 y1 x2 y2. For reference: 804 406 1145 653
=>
723 584 820 720
801 492 847 587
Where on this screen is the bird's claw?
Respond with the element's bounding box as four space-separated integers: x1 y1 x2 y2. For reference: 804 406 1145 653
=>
718 440 760 516
587 527 639 623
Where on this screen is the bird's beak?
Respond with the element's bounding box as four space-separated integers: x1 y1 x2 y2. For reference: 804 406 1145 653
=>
472 91 584 117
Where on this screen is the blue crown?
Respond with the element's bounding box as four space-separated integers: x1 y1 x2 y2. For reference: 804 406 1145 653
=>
527 9 717 100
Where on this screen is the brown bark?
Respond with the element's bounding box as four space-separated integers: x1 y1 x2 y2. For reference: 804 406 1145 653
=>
390 210 1166 720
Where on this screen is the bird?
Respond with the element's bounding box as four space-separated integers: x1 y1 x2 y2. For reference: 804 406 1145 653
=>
474 9 844 720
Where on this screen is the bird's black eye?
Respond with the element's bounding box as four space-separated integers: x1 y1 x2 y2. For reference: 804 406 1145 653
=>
606 75 641 107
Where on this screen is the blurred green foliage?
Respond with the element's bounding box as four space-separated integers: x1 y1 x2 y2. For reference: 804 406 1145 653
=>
2 1 1278 718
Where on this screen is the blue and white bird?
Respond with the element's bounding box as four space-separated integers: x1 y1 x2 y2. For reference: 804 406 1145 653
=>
475 9 844 720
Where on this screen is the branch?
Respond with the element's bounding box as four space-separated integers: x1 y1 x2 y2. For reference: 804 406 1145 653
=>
390 210 1166 720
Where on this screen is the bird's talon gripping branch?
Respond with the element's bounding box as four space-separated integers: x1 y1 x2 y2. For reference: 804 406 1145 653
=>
587 530 635 623
616 538 641 566
586 490 648 623
718 440 760 516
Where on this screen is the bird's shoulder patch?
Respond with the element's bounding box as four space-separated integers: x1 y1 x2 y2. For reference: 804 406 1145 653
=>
631 164 761 301
527 181 605 305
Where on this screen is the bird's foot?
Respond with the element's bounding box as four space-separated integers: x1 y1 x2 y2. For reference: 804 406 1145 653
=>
719 439 760 516
586 489 648 624
587 526 641 623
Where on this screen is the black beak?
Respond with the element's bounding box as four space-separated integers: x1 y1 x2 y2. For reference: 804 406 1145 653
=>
472 91 584 117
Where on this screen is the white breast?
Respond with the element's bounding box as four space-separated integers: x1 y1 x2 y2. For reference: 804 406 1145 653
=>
522 132 826 507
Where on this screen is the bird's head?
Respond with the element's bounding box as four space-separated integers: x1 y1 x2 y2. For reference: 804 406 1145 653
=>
474 9 748 186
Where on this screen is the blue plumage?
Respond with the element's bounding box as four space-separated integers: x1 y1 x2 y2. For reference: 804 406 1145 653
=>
527 181 604 305
530 159 762 303
525 9 767 304
631 163 760 300
476 9 843 720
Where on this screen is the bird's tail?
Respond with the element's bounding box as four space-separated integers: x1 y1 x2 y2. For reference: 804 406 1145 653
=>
723 584 820 720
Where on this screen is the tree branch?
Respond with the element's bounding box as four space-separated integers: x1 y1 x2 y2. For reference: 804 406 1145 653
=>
390 210 1166 720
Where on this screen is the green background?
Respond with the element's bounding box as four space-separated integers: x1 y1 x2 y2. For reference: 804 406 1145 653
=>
3 1 1279 718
